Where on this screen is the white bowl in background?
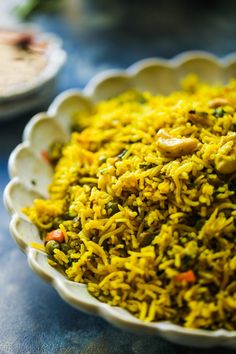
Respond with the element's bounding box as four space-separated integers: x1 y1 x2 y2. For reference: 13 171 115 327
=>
0 26 66 120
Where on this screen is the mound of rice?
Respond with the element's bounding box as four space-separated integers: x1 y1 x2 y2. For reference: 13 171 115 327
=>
24 75 236 330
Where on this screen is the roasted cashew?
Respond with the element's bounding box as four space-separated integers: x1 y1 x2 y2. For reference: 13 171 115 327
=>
157 129 198 158
215 132 236 174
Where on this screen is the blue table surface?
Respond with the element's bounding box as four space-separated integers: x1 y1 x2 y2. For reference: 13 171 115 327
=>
1 1 236 353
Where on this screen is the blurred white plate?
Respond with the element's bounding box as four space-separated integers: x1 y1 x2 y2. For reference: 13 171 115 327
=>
0 26 66 120
4 51 236 348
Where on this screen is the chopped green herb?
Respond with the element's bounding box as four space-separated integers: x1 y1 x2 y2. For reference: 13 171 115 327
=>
117 149 128 159
213 108 225 118
71 122 84 133
125 138 142 144
105 201 119 216
98 155 107 164
139 232 155 247
139 163 157 170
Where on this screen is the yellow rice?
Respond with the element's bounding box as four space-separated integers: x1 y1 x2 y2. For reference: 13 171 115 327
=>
24 75 236 330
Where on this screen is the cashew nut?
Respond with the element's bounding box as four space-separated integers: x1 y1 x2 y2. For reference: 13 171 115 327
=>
208 98 233 109
188 111 211 126
215 132 236 174
157 129 198 158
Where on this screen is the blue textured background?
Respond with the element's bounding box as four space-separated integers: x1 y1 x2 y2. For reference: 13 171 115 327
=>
1 1 236 353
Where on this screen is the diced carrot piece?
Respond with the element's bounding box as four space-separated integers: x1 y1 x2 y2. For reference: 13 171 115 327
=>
174 270 196 283
45 229 65 243
41 150 51 163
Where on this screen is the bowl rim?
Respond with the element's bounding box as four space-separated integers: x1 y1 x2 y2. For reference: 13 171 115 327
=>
4 50 236 345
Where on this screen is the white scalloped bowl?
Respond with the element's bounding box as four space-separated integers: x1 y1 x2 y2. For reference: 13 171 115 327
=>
4 51 236 348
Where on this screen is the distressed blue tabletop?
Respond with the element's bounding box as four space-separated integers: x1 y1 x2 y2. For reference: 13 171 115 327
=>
1 1 236 353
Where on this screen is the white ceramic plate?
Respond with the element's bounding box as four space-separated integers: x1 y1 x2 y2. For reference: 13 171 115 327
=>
0 26 66 120
4 51 236 348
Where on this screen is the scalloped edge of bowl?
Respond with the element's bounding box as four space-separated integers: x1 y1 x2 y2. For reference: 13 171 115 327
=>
4 51 236 348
